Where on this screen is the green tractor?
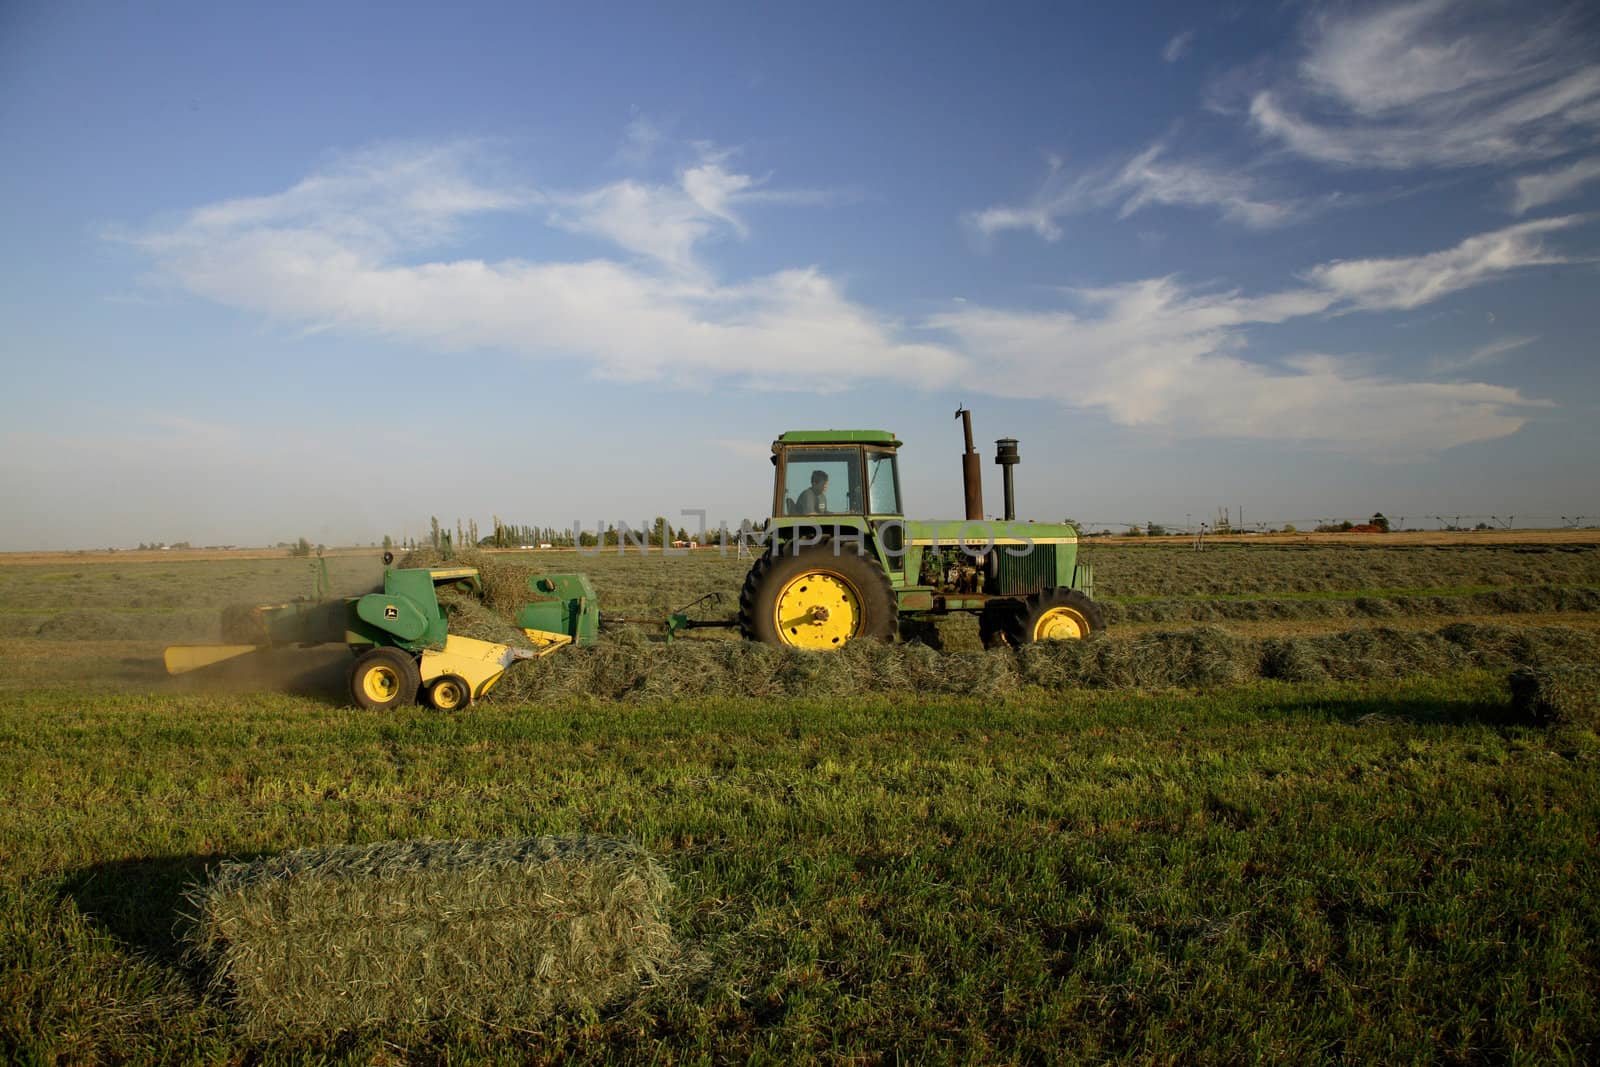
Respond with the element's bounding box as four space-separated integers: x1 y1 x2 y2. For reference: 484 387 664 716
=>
737 410 1103 650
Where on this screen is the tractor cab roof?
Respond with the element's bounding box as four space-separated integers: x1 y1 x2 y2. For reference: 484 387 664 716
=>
774 430 901 449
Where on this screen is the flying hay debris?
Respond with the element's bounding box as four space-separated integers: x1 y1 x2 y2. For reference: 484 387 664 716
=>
185 836 674 1035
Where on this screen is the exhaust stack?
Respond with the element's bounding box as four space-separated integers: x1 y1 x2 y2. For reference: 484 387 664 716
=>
956 407 984 520
995 438 1020 521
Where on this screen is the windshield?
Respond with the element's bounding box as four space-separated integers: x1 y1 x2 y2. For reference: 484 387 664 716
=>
780 448 862 515
865 450 900 515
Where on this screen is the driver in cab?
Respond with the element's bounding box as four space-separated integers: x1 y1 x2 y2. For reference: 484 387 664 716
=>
794 470 829 514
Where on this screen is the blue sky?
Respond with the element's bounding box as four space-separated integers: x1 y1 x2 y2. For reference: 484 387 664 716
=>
2 0 1598 549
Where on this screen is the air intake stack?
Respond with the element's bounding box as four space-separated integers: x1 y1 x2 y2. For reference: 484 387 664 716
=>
956 407 984 520
995 437 1020 521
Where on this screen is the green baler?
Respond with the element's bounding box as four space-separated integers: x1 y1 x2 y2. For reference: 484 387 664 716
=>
165 565 600 710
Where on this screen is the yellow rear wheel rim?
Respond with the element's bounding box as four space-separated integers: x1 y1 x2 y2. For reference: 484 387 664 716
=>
1033 606 1089 641
773 570 862 649
361 664 401 702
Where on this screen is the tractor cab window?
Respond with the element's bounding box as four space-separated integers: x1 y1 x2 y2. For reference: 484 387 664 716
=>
865 450 901 515
781 448 862 515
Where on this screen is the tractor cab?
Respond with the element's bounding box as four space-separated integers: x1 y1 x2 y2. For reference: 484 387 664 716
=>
771 430 902 518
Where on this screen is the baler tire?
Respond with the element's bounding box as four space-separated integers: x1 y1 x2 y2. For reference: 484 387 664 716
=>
740 542 897 650
424 674 472 712
349 647 421 710
1003 588 1104 646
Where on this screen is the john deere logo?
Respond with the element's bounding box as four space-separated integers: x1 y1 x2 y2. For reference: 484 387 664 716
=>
384 605 399 620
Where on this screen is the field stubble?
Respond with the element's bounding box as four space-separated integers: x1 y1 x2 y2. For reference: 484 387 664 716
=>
1 539 1598 1061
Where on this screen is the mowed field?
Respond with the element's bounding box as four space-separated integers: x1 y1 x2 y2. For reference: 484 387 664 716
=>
2 537 1599 1063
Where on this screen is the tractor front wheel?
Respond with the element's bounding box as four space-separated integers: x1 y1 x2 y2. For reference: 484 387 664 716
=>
979 588 1107 646
739 543 897 650
349 647 421 710
1001 588 1105 646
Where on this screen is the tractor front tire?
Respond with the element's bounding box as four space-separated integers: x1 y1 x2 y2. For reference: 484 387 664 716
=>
739 542 897 650
349 647 421 710
1002 588 1105 646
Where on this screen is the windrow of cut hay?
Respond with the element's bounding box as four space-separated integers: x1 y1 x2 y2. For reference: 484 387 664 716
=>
1508 665 1600 729
1086 542 1600 598
391 547 1600 703
1100 585 1600 624
185 836 674 1036
490 623 1600 703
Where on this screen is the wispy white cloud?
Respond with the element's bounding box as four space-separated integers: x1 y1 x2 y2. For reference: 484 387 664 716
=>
1112 144 1295 228
1428 335 1538 375
1163 30 1195 64
1511 155 1600 213
969 143 1296 239
932 217 1581 452
967 155 1087 241
547 163 753 274
550 143 840 272
123 143 1565 456
129 142 535 258
615 113 667 167
1305 216 1583 310
122 143 965 391
930 275 1544 454
1250 0 1600 169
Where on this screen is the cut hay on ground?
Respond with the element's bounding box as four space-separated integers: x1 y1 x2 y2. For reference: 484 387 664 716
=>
391 549 1600 702
487 623 1600 703
1099 585 1600 625
1508 666 1600 728
185 836 674 1036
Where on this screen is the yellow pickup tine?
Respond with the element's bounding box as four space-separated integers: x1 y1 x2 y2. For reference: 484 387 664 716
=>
163 644 261 675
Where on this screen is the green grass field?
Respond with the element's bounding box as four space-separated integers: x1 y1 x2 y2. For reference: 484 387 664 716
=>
2 542 1598 1063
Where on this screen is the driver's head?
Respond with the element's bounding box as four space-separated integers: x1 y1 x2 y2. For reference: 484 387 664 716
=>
811 470 829 489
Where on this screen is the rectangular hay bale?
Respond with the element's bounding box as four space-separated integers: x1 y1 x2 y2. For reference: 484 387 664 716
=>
185 836 673 1035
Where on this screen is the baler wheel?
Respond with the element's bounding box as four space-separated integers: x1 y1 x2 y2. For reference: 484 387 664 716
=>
739 542 896 650
349 647 421 710
424 674 472 712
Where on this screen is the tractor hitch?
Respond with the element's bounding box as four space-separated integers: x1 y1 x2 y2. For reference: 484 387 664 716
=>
601 591 740 642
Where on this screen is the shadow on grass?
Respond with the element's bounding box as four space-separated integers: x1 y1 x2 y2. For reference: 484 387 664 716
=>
60 853 253 968
1270 689 1522 728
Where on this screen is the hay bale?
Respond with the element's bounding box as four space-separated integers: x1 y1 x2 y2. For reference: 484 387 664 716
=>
1508 666 1600 728
185 837 674 1035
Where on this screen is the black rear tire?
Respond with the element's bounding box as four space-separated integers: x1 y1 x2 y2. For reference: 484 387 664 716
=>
349 647 421 710
739 541 897 650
